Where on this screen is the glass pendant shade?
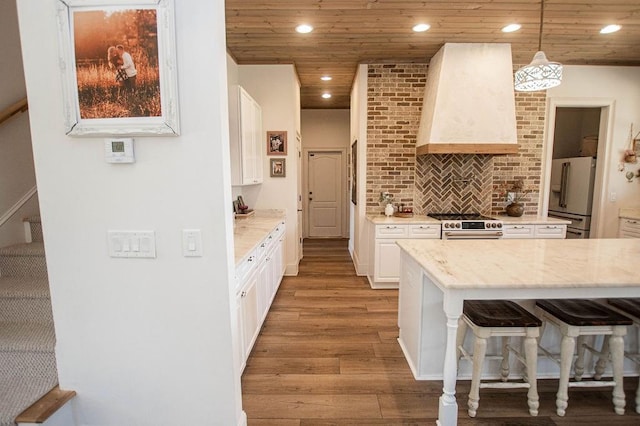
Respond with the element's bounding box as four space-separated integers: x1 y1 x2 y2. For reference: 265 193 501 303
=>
514 51 563 91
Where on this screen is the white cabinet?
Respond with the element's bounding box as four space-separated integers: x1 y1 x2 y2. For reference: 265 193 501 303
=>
535 224 566 239
502 224 534 239
368 222 440 289
619 218 640 238
237 263 259 370
229 85 263 186
235 221 286 371
503 223 566 239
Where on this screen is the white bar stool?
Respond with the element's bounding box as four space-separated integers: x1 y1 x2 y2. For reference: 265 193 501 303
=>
606 298 640 414
535 299 632 417
456 300 542 417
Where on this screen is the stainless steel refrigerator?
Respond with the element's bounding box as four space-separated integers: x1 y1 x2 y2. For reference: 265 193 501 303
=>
548 156 597 239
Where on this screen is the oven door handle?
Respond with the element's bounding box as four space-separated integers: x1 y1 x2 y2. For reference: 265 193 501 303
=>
444 231 503 239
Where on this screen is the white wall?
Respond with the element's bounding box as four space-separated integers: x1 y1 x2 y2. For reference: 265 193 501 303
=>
350 65 369 275
236 65 301 275
0 0 38 247
547 65 640 237
17 1 243 424
301 109 350 149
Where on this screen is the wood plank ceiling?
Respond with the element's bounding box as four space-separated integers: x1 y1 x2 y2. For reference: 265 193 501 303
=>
225 1 640 109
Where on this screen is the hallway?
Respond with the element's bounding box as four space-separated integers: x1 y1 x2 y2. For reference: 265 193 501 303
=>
241 239 640 425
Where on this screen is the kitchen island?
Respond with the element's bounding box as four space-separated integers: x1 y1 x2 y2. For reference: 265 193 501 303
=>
396 238 640 426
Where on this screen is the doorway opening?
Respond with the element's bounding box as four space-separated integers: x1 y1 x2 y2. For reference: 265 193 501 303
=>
542 99 615 239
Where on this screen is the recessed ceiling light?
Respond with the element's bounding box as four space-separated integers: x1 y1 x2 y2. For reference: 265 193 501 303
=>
296 24 314 34
502 23 521 33
321 76 332 81
600 24 621 34
412 23 430 32
321 93 332 99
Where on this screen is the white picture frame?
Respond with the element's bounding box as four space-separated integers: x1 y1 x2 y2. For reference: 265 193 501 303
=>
56 0 180 136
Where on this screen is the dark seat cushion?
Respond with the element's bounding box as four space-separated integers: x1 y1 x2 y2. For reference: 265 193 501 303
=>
536 299 633 326
607 298 640 320
464 300 541 327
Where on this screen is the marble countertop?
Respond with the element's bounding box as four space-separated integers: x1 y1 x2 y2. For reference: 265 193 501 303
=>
620 208 640 220
492 214 572 225
234 209 285 264
366 214 441 224
397 238 640 290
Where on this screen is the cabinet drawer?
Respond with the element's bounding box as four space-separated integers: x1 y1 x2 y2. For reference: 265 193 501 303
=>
620 219 640 238
236 251 257 287
409 224 441 239
503 224 535 238
535 224 566 238
375 224 409 238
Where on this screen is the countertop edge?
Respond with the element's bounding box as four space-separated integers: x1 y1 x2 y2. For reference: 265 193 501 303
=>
234 209 286 265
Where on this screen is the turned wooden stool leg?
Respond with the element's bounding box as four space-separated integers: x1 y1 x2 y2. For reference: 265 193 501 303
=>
524 331 539 416
556 333 576 417
468 334 487 418
456 318 467 365
574 335 586 381
610 326 626 415
500 336 511 382
594 335 610 380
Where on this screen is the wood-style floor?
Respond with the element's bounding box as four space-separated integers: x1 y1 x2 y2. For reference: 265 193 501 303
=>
241 239 640 425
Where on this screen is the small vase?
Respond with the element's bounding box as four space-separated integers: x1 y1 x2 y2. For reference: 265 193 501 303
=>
384 203 394 217
506 202 524 217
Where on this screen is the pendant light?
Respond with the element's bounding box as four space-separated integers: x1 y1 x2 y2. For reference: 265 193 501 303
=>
514 0 562 91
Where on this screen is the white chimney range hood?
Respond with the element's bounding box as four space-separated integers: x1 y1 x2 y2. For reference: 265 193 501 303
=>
416 43 519 155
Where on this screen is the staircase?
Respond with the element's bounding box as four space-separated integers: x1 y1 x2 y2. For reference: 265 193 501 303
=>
0 217 59 425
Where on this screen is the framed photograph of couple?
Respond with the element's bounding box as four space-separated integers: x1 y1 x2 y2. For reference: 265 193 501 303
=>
56 0 180 136
267 131 287 155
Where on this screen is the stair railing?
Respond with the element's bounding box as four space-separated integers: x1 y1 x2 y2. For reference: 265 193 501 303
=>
0 186 37 229
0 98 28 127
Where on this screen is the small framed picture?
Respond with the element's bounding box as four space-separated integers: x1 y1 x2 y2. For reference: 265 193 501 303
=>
267 131 287 155
270 158 286 177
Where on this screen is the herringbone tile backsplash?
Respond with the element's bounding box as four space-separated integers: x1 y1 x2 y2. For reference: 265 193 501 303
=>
415 154 493 215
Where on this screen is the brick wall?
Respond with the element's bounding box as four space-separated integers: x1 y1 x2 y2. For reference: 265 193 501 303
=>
366 63 547 216
491 89 547 216
366 64 425 214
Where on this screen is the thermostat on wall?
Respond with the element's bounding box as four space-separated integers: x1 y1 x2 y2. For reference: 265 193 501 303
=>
105 138 135 163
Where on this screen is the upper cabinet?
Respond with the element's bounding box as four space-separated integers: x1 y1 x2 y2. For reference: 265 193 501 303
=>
229 85 263 185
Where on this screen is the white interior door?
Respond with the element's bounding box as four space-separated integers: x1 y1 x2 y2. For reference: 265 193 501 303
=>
308 152 343 237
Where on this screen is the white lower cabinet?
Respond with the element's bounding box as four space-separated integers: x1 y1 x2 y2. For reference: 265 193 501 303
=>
368 222 440 289
535 224 566 238
235 222 286 371
619 218 640 238
503 223 566 239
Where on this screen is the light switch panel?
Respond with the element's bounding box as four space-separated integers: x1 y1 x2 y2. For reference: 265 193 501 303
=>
108 231 156 258
183 229 203 257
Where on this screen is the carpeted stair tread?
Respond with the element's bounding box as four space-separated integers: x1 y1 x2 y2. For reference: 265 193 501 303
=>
0 241 45 257
0 276 50 299
0 322 55 353
0 378 58 426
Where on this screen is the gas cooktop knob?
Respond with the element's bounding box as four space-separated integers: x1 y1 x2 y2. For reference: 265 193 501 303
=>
455 223 461 228
497 223 502 228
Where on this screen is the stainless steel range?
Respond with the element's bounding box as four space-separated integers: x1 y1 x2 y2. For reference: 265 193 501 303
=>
427 213 503 240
